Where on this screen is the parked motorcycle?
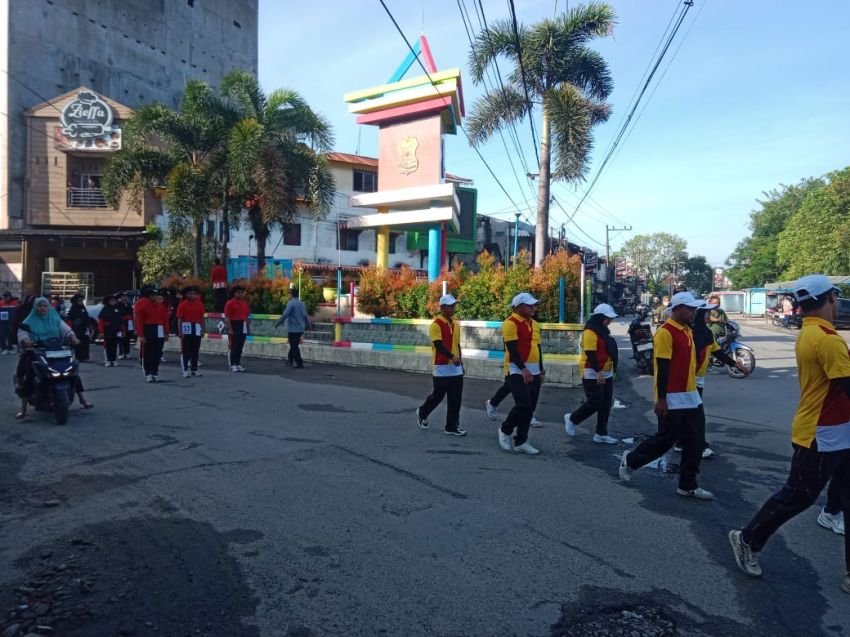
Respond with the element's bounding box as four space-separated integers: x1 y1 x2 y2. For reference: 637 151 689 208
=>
18 337 80 425
628 309 654 375
711 320 755 378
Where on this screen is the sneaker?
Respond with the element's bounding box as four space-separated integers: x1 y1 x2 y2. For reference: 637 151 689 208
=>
182 371 191 378
593 434 619 444
513 442 540 455
416 408 429 430
673 444 683 453
728 530 762 577
152 375 161 383
564 413 576 437
104 362 111 367
843 572 850 594
160 357 167 363
485 399 500 421
619 450 633 482
237 365 247 372
498 428 513 451
191 371 202 377
145 374 155 383
677 487 715 500
112 361 119 367
702 447 715 459
818 508 845 535
230 365 239 373
444 428 467 436
530 416 543 428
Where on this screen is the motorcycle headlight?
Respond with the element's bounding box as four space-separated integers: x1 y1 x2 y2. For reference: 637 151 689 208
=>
51 371 61 377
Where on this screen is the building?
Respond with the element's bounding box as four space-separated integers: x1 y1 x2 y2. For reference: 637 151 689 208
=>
0 0 258 294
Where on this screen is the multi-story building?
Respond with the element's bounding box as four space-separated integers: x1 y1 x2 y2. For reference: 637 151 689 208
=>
0 0 258 295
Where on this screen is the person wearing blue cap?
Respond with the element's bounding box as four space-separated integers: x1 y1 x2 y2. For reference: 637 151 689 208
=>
416 294 466 436
729 274 850 594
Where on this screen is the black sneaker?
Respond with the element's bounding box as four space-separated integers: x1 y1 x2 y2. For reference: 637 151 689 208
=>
416 408 429 429
444 428 467 437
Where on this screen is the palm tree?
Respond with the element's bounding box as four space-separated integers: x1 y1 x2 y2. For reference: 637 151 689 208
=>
102 81 232 276
220 70 336 270
466 2 615 266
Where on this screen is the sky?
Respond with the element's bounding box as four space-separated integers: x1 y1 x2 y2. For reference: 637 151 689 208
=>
258 0 850 266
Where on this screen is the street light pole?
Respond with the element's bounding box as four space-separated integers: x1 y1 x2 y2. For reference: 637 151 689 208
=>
513 213 520 261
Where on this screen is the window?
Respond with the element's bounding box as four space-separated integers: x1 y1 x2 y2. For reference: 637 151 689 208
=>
283 223 302 246
205 220 215 237
389 232 402 254
353 170 377 192
338 228 360 251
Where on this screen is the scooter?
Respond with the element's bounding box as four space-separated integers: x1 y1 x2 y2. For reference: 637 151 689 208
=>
19 336 79 425
710 320 755 378
628 309 654 375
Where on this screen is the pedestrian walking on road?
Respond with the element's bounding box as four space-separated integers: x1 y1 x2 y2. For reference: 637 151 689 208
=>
498 293 544 455
225 285 249 372
618 291 715 499
564 303 620 444
117 292 134 359
98 294 124 367
485 378 543 427
135 286 169 382
275 287 310 369
729 275 850 594
176 285 205 378
415 294 466 436
66 293 91 361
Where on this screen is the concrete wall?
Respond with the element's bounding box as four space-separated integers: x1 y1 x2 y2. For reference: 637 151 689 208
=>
1 0 258 228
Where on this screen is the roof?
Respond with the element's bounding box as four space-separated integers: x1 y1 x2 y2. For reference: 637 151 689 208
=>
445 172 473 184
326 152 378 168
765 276 850 290
0 228 148 240
298 262 426 275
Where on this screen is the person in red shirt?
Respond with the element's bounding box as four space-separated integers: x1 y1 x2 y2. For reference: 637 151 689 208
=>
210 258 228 313
135 286 170 382
176 285 206 378
224 285 249 372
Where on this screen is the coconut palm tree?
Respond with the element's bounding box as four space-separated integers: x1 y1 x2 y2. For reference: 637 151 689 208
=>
466 2 615 266
220 70 336 270
102 81 233 276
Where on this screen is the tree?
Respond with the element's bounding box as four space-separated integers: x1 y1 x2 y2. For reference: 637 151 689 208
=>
103 81 232 276
683 255 713 296
617 233 687 296
466 2 615 267
221 70 336 269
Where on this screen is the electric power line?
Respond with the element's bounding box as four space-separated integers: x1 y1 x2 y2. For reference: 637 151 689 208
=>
507 0 540 169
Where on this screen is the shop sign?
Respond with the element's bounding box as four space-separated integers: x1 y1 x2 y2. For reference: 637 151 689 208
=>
54 91 121 151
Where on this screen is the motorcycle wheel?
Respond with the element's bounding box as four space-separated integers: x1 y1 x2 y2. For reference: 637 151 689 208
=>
53 389 70 425
727 349 756 378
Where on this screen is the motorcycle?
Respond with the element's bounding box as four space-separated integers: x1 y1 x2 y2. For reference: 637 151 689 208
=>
628 310 654 375
17 336 79 425
710 320 755 378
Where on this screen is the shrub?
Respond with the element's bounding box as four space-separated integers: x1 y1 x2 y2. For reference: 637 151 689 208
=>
356 266 398 318
531 249 582 322
297 275 322 315
455 252 507 321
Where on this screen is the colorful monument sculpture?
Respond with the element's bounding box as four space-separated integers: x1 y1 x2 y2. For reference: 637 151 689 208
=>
343 36 465 282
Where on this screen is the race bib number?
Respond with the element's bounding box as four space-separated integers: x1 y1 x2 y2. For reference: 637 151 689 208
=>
157 325 165 338
195 324 202 336
182 322 192 335
0 311 8 321
127 320 134 331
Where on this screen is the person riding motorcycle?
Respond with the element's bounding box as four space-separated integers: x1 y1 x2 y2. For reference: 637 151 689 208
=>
707 294 728 341
654 296 669 325
15 296 94 419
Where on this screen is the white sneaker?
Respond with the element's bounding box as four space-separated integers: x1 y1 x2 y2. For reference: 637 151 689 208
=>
513 442 540 455
673 445 683 453
728 530 762 577
818 508 845 535
191 371 202 377
564 413 576 437
702 447 715 459
145 375 155 383
160 357 167 363
485 399 501 421
619 450 633 482
104 362 111 367
593 434 619 444
230 365 239 373
237 365 246 372
677 487 715 500
530 416 543 428
498 428 513 451
182 371 191 378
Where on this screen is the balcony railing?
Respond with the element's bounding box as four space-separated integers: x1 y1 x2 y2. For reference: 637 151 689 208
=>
67 187 108 208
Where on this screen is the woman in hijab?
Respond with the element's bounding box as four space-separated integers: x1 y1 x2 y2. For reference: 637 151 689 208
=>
564 303 620 444
66 293 91 361
15 297 93 419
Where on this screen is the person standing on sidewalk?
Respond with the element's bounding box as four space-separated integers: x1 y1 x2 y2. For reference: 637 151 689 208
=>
498 293 544 456
225 285 249 372
415 294 466 436
618 291 714 500
176 285 205 378
211 258 228 313
729 275 850 594
98 294 125 367
275 287 310 369
135 286 169 382
564 303 619 444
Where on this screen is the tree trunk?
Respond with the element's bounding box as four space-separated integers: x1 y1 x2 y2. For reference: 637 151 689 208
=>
220 193 230 266
251 208 269 274
534 109 552 268
193 220 203 277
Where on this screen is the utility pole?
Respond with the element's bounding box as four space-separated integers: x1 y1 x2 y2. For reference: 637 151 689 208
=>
605 225 631 303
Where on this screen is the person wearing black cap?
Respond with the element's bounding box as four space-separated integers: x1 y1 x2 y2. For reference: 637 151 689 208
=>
176 285 205 378
117 292 134 359
224 285 249 372
135 285 169 382
98 294 125 367
66 293 91 361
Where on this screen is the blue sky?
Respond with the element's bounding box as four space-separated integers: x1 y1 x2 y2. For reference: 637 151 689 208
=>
258 0 850 266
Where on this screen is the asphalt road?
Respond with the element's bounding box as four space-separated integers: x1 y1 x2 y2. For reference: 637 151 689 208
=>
0 320 846 637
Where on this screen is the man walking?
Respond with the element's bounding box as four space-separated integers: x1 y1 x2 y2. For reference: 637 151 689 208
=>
117 292 134 360
275 288 310 369
498 293 544 456
98 294 125 367
618 291 714 499
415 294 466 436
176 285 205 378
729 275 850 594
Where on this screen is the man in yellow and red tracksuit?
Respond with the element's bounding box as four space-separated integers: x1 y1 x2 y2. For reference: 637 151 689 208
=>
415 294 466 436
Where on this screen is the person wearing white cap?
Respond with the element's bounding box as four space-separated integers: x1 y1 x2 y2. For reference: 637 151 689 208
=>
729 274 850 594
619 291 715 499
497 292 544 455
564 303 619 444
415 294 466 436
